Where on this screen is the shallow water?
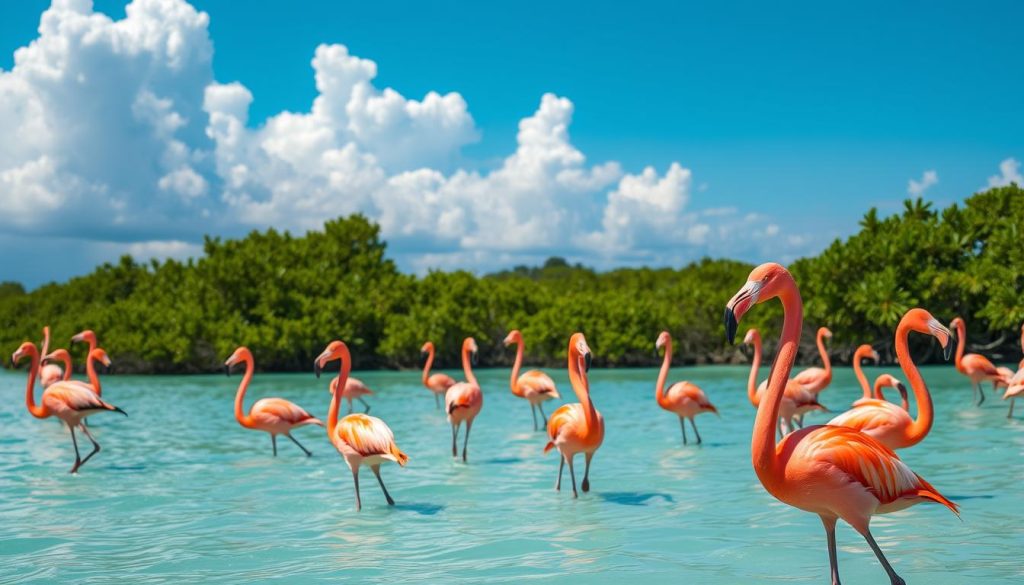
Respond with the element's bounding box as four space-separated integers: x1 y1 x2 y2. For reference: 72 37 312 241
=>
0 363 1021 584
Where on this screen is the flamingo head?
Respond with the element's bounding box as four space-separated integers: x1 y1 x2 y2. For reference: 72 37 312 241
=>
314 340 350 379
725 263 792 344
878 374 907 402
223 346 252 375
71 329 97 347
90 348 112 369
463 337 478 366
655 331 671 352
11 342 36 367
569 332 592 373
903 309 954 360
502 330 522 347
419 341 433 356
949 317 964 338
742 329 758 346
819 327 833 339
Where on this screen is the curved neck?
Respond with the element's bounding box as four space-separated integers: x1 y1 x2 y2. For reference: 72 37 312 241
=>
853 347 872 399
568 350 597 428
746 332 762 406
896 322 932 445
86 352 101 396
509 338 525 396
234 356 255 428
953 320 966 371
816 330 831 379
23 347 47 419
421 344 434 386
327 350 352 438
656 337 672 407
753 284 802 487
462 344 478 387
46 349 73 381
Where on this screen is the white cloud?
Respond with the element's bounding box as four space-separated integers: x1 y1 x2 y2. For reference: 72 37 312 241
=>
0 0 805 287
987 158 1022 188
907 169 938 197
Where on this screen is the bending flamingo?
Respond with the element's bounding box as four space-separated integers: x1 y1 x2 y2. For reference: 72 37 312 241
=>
39 326 64 388
655 331 717 445
743 328 827 437
504 330 560 431
13 342 126 473
316 340 408 511
446 337 483 462
828 310 951 450
950 316 1009 405
725 262 957 585
225 347 322 457
544 333 604 498
328 375 374 413
420 341 456 409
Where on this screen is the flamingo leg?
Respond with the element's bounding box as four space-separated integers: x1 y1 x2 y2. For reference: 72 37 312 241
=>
1008 398 1015 419
581 452 593 493
679 417 688 445
537 402 548 426
351 469 362 511
271 434 278 457
451 424 459 458
347 398 354 414
555 456 564 491
690 418 703 445
358 397 371 413
371 464 395 506
462 419 473 463
286 433 312 457
68 424 83 474
77 423 102 469
566 454 578 498
821 516 841 585
530 403 538 431
434 393 440 409
861 529 905 585
974 382 985 406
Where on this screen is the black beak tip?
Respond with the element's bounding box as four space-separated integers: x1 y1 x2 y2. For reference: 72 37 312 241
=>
724 307 738 345
223 365 230 376
314 362 321 379
943 343 953 361
584 352 592 373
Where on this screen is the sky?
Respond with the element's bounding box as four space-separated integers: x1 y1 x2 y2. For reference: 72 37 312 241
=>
1 0 1021 288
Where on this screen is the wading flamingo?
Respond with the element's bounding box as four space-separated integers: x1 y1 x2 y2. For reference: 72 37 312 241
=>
446 337 483 462
950 316 1008 405
743 328 827 437
827 310 951 450
850 344 880 407
1000 323 1024 418
655 331 717 445
503 330 560 431
420 341 456 409
725 263 957 585
328 375 373 413
39 326 64 388
544 333 604 498
316 340 408 511
13 342 126 473
225 347 322 457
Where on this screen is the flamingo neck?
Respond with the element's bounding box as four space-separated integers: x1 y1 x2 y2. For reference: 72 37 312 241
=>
816 329 832 381
568 350 596 429
327 350 352 438
86 351 101 396
953 320 966 371
61 351 72 381
509 338 525 397
462 345 478 387
421 345 434 387
23 346 47 419
853 347 872 399
656 337 672 407
752 282 802 488
234 356 255 428
746 332 762 407
896 321 932 446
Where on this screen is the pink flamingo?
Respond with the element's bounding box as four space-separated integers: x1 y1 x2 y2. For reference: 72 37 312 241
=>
1000 323 1024 418
950 316 1009 405
544 333 604 498
792 326 832 426
39 326 64 388
43 348 107 396
13 342 127 473
316 340 408 511
420 341 456 409
655 331 717 445
445 337 483 462
743 328 827 437
503 330 560 431
328 375 374 413
225 347 322 457
725 262 958 584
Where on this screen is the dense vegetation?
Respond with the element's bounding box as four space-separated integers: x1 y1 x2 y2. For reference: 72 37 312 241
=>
2 185 1022 373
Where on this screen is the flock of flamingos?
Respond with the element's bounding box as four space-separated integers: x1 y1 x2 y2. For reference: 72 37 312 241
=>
10 262 1024 584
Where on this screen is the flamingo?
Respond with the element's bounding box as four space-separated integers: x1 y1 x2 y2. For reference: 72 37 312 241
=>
725 262 958 585
827 310 950 450
224 346 322 457
655 331 717 445
315 340 408 511
544 333 604 498
950 316 1009 405
792 326 832 426
743 328 827 437
44 348 107 395
328 375 373 413
39 326 64 388
503 330 560 431
1000 323 1024 418
420 341 456 409
12 342 127 473
446 337 483 462
873 375 909 411
850 344 880 407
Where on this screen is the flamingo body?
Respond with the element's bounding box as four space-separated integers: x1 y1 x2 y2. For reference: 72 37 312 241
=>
329 375 374 413
420 341 457 408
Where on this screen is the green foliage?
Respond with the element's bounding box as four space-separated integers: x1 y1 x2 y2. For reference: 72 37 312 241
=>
2 186 1023 372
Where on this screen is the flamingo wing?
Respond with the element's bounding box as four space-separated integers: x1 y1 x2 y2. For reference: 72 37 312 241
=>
667 381 717 413
335 414 408 465
43 382 123 415
518 370 559 399
792 366 826 387
828 401 910 437
445 382 481 414
963 353 1003 379
251 398 322 426
427 373 456 392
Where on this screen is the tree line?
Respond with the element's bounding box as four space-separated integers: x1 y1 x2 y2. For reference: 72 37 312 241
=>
2 184 1021 373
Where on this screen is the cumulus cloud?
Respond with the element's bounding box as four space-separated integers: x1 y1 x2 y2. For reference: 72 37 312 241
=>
0 0 804 286
907 169 938 197
987 158 1022 188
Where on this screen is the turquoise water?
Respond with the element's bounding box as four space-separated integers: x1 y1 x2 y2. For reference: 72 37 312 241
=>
1 364 1021 584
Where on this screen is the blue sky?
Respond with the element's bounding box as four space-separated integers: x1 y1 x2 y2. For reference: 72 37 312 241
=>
1 0 1021 287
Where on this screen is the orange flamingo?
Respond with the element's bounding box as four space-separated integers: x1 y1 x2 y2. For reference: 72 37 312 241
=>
725 263 957 585
950 316 1009 405
1000 323 1024 418
316 340 408 511
827 310 950 450
224 347 322 457
743 328 827 437
328 375 374 413
39 326 64 388
420 341 456 409
543 333 604 498
446 337 483 462
503 330 560 431
655 331 717 444
12 342 126 473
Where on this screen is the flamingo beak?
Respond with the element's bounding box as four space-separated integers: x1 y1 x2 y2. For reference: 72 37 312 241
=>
471 350 478 367
896 382 908 401
314 360 322 379
943 341 953 361
724 308 738 345
224 364 231 376
584 352 592 373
